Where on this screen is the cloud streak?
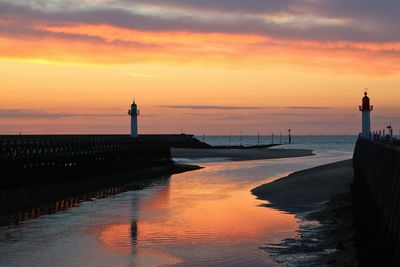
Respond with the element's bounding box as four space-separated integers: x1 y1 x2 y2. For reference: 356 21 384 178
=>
161 105 331 110
0 0 399 71
160 105 275 110
1 0 400 42
0 109 126 119
285 106 332 110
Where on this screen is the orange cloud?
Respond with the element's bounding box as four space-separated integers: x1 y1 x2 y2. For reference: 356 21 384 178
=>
0 22 399 74
40 24 268 45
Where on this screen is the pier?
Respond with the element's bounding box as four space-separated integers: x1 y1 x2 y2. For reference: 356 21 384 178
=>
0 135 173 189
353 137 400 266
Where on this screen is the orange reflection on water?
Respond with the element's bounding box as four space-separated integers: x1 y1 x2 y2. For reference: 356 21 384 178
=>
98 166 297 256
135 190 297 244
99 221 184 266
9 187 123 225
139 180 170 211
99 223 134 254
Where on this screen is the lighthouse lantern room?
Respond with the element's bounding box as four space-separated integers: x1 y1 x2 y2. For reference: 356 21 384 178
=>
128 100 139 138
359 91 373 139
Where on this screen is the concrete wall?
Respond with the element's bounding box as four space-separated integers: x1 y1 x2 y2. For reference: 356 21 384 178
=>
353 138 400 266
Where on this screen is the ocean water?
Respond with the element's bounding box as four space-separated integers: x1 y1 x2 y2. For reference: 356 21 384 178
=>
194 135 356 162
196 135 357 151
0 136 355 267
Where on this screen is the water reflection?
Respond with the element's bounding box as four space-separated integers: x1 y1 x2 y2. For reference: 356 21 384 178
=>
0 149 351 267
1 187 124 226
99 223 135 254
1 177 172 226
98 177 187 266
92 167 296 266
99 178 171 255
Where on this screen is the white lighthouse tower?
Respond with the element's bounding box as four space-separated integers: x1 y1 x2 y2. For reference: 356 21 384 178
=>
128 100 139 138
359 91 373 139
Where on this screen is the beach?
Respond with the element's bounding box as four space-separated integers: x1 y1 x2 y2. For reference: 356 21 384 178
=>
172 147 314 161
252 159 357 265
252 160 353 213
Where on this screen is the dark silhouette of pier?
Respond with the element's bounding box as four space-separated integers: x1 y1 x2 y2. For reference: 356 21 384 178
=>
0 134 173 189
353 137 400 266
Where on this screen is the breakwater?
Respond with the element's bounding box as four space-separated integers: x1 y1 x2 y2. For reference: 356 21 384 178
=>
0 134 173 189
353 137 400 266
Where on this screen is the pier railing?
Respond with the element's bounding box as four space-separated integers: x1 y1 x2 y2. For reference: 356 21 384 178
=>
0 135 172 189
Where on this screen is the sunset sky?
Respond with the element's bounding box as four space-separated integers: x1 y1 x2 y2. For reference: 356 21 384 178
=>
1 0 400 135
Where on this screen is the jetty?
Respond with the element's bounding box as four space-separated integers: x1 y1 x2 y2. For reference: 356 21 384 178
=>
0 134 206 189
353 137 400 266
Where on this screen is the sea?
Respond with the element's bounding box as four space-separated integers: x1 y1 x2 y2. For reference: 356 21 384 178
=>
0 135 357 267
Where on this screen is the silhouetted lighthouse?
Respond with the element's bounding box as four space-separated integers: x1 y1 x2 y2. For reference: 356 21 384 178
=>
128 100 139 138
359 91 373 139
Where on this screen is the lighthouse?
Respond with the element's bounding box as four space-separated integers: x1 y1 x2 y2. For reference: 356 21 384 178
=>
128 100 139 138
359 92 373 139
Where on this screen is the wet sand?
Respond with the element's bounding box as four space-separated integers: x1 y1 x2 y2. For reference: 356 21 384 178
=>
252 159 357 265
172 148 314 161
252 160 353 213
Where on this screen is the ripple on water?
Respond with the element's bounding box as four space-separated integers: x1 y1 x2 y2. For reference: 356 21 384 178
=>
0 145 352 267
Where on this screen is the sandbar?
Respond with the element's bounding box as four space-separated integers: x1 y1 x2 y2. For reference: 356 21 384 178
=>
172 148 314 161
252 159 357 266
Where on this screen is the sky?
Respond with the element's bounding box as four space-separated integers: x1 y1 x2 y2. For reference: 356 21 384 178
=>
1 0 400 135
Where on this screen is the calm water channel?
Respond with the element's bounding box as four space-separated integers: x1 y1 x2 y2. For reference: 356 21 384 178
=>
0 138 353 266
